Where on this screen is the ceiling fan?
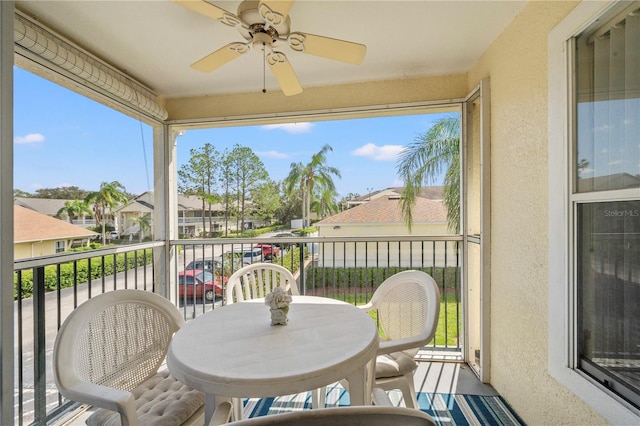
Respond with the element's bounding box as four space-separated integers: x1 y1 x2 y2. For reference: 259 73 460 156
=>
171 0 367 96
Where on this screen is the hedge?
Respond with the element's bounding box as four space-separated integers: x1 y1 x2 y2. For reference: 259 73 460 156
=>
14 249 153 299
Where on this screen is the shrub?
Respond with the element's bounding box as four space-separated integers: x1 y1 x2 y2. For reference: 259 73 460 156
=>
14 249 153 299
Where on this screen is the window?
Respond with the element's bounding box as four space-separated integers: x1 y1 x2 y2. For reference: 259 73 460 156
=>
573 1 640 410
55 241 65 253
549 1 640 422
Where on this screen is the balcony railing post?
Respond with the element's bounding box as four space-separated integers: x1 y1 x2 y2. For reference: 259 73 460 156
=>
32 266 46 424
298 243 305 295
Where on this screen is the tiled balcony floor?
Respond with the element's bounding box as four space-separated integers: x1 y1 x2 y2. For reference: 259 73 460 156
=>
53 360 496 425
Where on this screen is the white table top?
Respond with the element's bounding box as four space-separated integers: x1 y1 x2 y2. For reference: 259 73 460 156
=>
167 295 378 398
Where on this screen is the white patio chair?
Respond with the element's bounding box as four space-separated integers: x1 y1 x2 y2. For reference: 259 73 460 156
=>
365 270 440 409
225 262 299 305
224 262 299 419
53 289 231 426
227 405 435 425
317 270 440 409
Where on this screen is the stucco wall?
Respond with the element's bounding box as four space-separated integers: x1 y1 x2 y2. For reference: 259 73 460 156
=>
317 222 449 237
14 240 56 260
468 1 606 424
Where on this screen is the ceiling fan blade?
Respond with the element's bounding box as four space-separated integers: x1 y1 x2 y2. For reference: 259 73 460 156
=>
171 0 228 20
191 42 250 73
267 51 302 96
288 32 366 65
171 0 240 27
259 1 294 24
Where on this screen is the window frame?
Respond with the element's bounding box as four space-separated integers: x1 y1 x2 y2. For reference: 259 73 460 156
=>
54 240 65 253
548 1 640 423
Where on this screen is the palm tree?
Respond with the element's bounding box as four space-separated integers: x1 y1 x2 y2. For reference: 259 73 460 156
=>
311 186 339 219
85 181 129 244
396 116 460 232
284 144 341 227
56 199 92 224
130 213 151 242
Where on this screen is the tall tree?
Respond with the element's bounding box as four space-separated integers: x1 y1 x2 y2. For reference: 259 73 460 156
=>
311 186 339 219
85 181 129 244
34 186 88 199
284 144 341 227
56 199 92 224
275 186 302 225
218 148 235 236
228 145 268 232
13 189 31 198
178 143 220 237
396 116 460 232
251 180 281 224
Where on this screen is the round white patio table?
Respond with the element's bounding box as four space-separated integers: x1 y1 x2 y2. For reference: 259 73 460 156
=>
167 295 379 424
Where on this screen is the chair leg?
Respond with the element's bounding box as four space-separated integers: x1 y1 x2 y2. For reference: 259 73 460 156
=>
397 374 418 409
311 387 326 409
231 397 244 421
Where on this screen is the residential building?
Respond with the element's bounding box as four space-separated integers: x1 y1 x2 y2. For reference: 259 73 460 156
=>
343 187 444 210
14 197 96 227
13 205 98 259
116 191 271 238
317 190 449 267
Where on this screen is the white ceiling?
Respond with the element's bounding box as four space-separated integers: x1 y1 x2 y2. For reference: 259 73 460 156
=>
15 1 527 99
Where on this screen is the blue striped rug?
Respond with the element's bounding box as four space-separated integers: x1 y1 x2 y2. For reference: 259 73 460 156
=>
243 384 525 425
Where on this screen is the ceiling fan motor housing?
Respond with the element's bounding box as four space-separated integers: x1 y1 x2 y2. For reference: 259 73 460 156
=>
237 0 291 42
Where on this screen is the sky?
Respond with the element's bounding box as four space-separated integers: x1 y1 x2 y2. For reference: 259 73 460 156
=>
14 67 452 199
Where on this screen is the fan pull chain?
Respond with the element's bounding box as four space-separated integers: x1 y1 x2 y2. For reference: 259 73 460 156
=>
262 43 267 94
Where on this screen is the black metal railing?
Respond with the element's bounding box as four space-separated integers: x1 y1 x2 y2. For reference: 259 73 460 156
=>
171 236 462 352
14 235 462 425
13 242 160 425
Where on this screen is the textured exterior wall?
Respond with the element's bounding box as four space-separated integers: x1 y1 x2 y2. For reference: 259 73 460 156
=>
14 240 55 260
317 222 448 237
468 2 607 424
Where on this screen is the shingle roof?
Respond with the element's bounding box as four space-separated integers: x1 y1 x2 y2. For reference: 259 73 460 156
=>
14 197 69 216
357 186 444 201
317 194 447 225
14 206 99 243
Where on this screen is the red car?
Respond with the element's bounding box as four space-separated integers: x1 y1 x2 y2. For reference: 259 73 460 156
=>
178 270 223 301
254 243 280 261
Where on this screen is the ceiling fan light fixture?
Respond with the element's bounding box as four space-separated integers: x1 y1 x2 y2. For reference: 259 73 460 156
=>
173 0 367 96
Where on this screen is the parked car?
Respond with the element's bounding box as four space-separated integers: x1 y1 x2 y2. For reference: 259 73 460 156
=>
178 270 222 301
185 258 222 273
273 232 295 250
225 247 264 266
108 231 119 240
253 243 280 260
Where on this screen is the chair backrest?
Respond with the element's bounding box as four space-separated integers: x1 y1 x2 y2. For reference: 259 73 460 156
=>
370 270 440 357
225 263 299 304
229 406 435 425
53 290 184 395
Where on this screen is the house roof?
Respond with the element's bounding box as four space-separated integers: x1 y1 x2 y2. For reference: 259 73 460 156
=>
14 205 99 243
14 197 70 217
348 186 444 205
120 191 245 212
318 194 446 226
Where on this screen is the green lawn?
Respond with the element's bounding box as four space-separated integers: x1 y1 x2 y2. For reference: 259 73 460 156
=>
322 292 460 348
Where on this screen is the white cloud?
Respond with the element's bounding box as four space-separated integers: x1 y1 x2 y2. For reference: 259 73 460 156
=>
351 143 405 161
255 150 290 159
261 122 313 134
14 133 45 144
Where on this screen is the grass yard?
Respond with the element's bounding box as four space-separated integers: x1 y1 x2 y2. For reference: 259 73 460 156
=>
321 291 461 348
